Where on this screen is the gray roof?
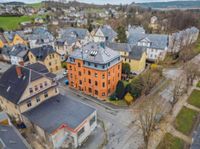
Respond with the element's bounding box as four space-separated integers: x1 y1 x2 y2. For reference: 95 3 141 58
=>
105 42 132 52
99 25 117 42
3 31 26 42
9 44 29 58
27 27 54 41
30 45 56 61
59 27 89 40
128 26 145 34
128 46 146 60
106 42 145 60
0 63 55 104
0 125 29 149
23 94 96 133
128 33 169 49
56 36 77 46
1 46 11 56
69 42 120 64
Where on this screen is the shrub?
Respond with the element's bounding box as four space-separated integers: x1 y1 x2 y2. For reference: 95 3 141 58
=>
115 80 126 99
124 92 134 105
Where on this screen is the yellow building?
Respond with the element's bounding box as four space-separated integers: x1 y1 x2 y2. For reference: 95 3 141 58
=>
28 45 62 74
0 63 58 121
3 32 27 46
106 43 147 74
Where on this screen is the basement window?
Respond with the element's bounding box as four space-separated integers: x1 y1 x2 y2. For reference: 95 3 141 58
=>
27 102 32 107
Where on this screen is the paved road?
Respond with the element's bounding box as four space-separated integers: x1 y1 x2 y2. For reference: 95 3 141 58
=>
58 82 143 149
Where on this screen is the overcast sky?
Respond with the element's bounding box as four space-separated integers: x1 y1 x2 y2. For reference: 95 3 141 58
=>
1 0 199 4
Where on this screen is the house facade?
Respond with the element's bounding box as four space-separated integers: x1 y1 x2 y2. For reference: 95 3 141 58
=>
0 63 97 149
28 45 62 73
67 42 122 100
3 31 27 46
128 33 169 62
106 42 146 74
93 25 117 43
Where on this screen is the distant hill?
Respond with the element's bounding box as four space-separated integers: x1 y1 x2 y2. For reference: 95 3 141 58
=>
136 1 200 9
1 1 25 6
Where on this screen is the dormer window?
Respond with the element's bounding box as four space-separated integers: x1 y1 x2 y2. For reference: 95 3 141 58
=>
29 88 33 94
27 101 32 107
35 85 38 91
40 83 43 89
44 81 48 87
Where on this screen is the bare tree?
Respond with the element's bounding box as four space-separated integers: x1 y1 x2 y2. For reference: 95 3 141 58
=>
136 97 161 149
170 77 185 107
184 62 200 92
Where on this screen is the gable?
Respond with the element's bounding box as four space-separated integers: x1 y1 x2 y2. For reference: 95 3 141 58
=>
12 34 26 45
95 29 104 37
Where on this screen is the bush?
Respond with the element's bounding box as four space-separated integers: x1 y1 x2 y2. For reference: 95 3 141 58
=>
124 92 134 105
115 80 126 99
109 93 117 101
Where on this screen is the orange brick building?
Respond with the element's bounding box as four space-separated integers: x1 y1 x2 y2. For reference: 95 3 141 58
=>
67 42 122 100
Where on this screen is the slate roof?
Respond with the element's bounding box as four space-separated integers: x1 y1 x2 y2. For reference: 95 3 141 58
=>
3 31 26 42
23 94 96 133
59 27 89 40
9 44 29 58
128 33 169 50
99 25 117 42
128 26 145 34
0 63 55 104
105 42 132 52
68 42 120 64
1 46 12 56
27 27 54 41
0 125 29 149
30 45 56 61
128 46 146 60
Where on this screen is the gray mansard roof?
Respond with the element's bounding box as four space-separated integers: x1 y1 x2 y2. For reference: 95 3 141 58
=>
128 33 169 50
69 42 120 64
105 42 132 52
23 94 96 133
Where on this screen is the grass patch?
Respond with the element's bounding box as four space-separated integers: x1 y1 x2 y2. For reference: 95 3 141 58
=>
27 3 43 8
188 89 200 108
174 107 198 135
0 14 46 31
157 133 184 149
196 81 200 88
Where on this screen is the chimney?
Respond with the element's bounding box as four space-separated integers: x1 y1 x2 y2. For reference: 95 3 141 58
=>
18 61 24 66
16 66 22 78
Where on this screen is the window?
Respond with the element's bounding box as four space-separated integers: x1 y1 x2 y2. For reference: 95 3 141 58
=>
118 65 120 70
40 83 43 89
78 71 81 76
95 90 98 95
89 88 92 93
129 59 131 63
108 72 110 77
88 71 91 75
95 81 98 86
88 62 90 66
49 62 52 66
102 82 105 87
27 101 32 107
44 81 48 86
102 65 105 69
44 91 48 98
102 92 105 96
95 73 98 77
56 66 58 70
102 74 105 79
36 96 40 102
29 88 33 94
108 88 111 94
108 62 110 67
90 116 96 126
35 85 38 91
78 62 81 67
55 88 58 93
79 80 82 85
89 79 91 84
78 127 85 137
94 64 97 68
69 65 72 70
108 80 110 84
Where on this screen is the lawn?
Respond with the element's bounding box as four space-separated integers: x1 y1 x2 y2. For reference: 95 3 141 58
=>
174 107 198 135
27 3 43 8
107 99 127 106
157 133 184 149
188 89 200 108
0 14 46 31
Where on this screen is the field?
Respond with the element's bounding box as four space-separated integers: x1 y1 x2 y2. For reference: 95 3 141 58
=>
0 15 46 31
157 133 184 149
174 107 198 135
27 3 43 9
